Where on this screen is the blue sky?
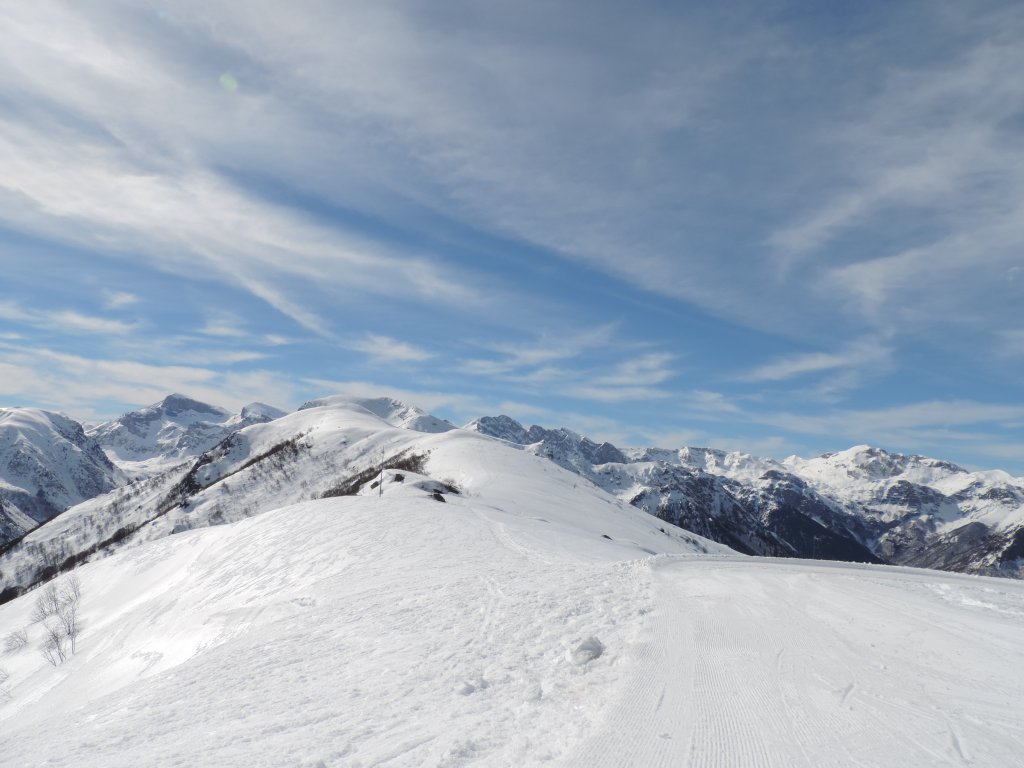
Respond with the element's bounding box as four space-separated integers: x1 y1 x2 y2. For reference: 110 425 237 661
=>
1 0 1023 472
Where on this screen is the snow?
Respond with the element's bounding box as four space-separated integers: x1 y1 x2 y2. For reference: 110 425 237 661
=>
0 407 121 538
303 396 455 433
0 440 720 766
570 557 1024 767
2 400 1024 766
89 394 285 479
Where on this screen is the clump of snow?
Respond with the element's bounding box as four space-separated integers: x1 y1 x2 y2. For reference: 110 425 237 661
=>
570 636 605 665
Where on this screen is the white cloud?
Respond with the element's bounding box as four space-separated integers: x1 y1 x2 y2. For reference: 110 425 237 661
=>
594 353 675 387
997 329 1024 357
0 301 137 336
349 334 433 363
103 291 140 309
740 338 891 383
460 328 676 403
564 384 672 403
198 314 250 339
0 343 295 418
49 310 137 335
769 19 1024 336
462 325 618 375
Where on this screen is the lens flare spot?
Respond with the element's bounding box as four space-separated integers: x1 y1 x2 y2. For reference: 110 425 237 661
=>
219 73 239 92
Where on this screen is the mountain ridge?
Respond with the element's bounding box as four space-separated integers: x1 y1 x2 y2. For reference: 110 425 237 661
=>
1 394 1021 598
467 413 1024 577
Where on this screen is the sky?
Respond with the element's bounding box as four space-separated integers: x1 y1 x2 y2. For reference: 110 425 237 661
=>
1 0 1023 473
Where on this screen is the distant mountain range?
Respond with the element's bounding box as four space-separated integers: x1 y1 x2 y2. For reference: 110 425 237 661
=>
1 394 1021 602
467 416 1024 577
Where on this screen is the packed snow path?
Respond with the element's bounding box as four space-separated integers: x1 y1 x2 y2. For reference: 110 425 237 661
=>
568 557 1024 768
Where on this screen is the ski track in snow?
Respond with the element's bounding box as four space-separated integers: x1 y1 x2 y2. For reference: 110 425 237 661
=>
566 557 1024 768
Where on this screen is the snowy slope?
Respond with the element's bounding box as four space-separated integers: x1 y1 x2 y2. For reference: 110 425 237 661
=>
466 417 880 565
0 408 121 547
569 557 1024 768
2 453 1022 765
0 398 715 601
0 407 726 767
468 417 1024 577
300 395 456 433
90 394 286 479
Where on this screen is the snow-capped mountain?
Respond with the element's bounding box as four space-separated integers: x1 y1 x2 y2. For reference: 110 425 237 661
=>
465 417 881 563
0 408 121 548
298 395 455 433
3 395 1022 603
2 397 1023 767
467 416 1024 577
784 445 1024 574
89 394 286 479
0 398 713 602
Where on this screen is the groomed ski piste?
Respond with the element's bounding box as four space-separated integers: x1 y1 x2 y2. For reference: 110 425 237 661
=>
1 401 1022 766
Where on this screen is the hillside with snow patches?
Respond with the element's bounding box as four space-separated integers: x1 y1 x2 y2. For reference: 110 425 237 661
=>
0 396 1022 767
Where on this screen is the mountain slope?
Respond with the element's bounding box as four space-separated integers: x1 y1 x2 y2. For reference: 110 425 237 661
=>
785 446 1024 575
467 416 1024 577
1 435 1022 766
89 394 286 479
0 399 716 602
0 408 122 547
466 417 881 565
0 403 728 766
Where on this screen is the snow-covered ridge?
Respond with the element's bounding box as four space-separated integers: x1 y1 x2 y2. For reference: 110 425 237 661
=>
469 414 1024 577
89 393 286 479
3 394 1023 586
0 397 720 602
300 395 455 433
0 408 121 547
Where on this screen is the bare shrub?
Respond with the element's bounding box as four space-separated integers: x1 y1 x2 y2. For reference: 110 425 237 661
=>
41 622 67 666
30 583 61 624
3 629 28 654
37 575 82 665
0 666 9 700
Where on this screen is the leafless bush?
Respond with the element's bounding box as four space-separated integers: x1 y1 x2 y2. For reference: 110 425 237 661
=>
0 666 9 700
41 622 67 666
30 583 62 624
37 575 82 665
3 629 28 654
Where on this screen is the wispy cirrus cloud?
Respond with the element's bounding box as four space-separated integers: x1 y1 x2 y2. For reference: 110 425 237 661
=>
0 301 137 336
460 325 618 376
0 2 1022 473
740 338 891 383
349 334 433 364
103 291 140 310
0 342 296 419
460 327 676 403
